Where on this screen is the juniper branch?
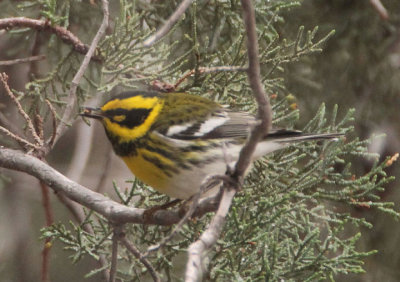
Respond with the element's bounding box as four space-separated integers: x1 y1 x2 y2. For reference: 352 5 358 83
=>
0 18 102 61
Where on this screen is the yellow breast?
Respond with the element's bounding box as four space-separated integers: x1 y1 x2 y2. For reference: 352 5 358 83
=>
121 149 172 194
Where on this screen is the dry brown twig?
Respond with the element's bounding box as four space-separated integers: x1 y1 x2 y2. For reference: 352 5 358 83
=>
0 126 41 150
34 113 44 142
119 230 161 282
185 0 272 280
0 55 46 66
0 73 43 147
0 75 58 151
0 18 102 61
109 226 120 282
39 181 54 282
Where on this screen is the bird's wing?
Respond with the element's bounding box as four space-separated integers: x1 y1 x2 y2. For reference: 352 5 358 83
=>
150 92 256 140
151 92 327 141
155 101 263 141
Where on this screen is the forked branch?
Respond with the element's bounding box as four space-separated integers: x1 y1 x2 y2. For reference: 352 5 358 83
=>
185 0 272 280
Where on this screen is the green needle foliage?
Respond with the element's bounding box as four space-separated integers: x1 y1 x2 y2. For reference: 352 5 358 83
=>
0 0 398 281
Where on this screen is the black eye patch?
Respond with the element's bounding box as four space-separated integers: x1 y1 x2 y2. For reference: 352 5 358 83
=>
104 108 152 129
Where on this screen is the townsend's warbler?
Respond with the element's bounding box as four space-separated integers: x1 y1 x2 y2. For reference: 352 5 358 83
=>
81 91 342 199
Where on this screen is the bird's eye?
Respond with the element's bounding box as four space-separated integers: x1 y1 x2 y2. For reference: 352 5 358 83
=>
112 115 126 122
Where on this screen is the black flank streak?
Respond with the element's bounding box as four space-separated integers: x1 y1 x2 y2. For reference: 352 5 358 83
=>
141 154 177 176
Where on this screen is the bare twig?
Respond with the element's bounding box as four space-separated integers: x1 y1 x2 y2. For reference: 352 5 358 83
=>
0 125 40 150
52 0 109 148
34 113 44 142
0 73 43 146
233 0 272 178
40 181 54 228
109 226 120 282
185 188 236 281
119 232 160 282
0 55 46 66
185 0 272 280
0 148 219 224
0 18 102 61
370 0 389 20
143 0 194 46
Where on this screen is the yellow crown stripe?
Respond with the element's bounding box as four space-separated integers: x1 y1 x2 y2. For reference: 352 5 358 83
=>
101 95 159 111
103 101 164 141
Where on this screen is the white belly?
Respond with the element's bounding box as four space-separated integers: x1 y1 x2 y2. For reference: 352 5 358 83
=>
159 139 286 199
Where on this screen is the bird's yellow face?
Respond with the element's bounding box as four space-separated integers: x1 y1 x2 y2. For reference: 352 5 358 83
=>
99 93 164 143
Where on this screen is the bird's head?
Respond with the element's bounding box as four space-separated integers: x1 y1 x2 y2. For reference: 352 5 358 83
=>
80 91 164 143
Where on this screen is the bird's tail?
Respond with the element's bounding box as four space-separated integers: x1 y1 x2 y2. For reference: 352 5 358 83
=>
264 129 344 143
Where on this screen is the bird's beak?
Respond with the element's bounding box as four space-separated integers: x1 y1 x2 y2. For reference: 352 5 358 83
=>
79 107 104 120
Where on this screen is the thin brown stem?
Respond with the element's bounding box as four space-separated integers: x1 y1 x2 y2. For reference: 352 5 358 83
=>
39 181 54 282
0 73 43 146
0 125 40 150
119 233 160 282
0 55 46 66
109 226 120 282
0 18 102 61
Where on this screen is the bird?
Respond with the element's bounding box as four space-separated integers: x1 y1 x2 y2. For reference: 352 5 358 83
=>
81 90 342 200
